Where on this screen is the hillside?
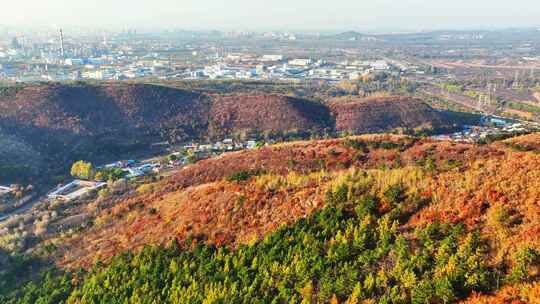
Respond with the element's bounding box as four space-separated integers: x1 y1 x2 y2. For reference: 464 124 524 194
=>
0 129 42 182
2 134 539 303
0 84 209 138
505 132 540 151
208 94 332 137
0 83 211 183
330 96 454 134
51 135 503 268
0 84 456 185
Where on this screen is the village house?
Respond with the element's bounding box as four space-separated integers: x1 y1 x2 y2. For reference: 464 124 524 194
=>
246 140 258 149
123 163 160 178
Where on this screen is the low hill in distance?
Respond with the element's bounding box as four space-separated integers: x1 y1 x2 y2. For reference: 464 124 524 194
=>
330 96 454 134
208 94 332 137
0 83 208 138
326 31 367 41
0 83 210 184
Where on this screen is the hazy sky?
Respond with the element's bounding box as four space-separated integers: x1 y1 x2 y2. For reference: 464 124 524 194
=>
2 0 540 31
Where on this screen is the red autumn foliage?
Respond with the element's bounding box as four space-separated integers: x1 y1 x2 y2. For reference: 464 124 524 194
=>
51 134 532 271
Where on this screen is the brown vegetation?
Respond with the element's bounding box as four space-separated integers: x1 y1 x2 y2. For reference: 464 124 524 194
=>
0 83 209 138
505 133 540 152
329 96 453 133
19 133 536 303
0 83 210 181
208 93 332 137
50 134 523 272
1 84 456 184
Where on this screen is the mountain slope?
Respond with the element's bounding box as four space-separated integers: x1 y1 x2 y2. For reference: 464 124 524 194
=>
326 31 366 40
0 129 42 182
0 85 454 184
208 94 332 137
0 83 210 143
330 96 454 134
0 83 211 183
46 134 529 271
3 134 540 303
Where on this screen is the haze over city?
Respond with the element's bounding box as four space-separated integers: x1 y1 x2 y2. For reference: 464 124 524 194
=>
1 0 540 31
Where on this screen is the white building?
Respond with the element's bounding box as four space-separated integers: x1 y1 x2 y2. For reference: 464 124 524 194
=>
65 58 85 66
48 180 106 202
349 72 362 80
288 58 312 66
260 55 284 62
190 70 205 79
246 140 258 149
123 168 144 178
371 60 390 70
84 70 104 80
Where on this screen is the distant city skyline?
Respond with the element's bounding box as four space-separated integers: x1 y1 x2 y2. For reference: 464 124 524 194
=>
1 0 540 31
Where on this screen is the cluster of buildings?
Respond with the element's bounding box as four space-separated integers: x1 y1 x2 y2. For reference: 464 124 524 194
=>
307 60 393 81
181 138 258 154
100 160 160 178
185 54 397 82
0 48 174 82
1 27 408 83
432 117 539 143
0 28 178 82
44 138 261 203
47 160 160 202
167 139 259 165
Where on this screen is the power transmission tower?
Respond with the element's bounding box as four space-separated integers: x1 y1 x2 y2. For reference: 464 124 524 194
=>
512 70 520 89
477 94 485 123
487 83 496 104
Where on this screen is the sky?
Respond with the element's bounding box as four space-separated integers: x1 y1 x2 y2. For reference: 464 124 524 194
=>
1 0 540 31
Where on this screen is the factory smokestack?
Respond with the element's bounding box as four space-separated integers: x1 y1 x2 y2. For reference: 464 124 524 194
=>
59 29 65 59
